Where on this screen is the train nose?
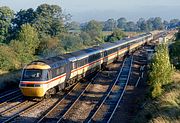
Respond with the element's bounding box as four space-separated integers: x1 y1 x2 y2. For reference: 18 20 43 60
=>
19 82 46 97
20 87 45 97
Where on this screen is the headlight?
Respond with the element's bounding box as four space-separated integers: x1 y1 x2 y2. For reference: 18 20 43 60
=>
20 84 43 87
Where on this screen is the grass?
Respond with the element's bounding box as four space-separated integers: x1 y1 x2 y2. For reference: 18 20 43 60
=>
133 71 180 123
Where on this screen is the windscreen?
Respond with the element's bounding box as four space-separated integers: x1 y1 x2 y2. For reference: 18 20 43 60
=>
22 69 43 81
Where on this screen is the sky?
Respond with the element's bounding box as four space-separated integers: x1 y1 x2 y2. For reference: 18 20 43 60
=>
0 0 180 22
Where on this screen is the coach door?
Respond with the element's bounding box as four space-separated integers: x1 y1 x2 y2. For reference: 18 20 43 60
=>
65 62 71 83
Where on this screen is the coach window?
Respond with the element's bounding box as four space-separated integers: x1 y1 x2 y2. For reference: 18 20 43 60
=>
56 69 60 75
48 70 52 80
104 51 107 57
88 55 93 63
78 59 84 67
59 67 64 74
72 62 76 69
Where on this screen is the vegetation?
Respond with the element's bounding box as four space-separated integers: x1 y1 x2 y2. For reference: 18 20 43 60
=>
0 6 14 43
170 29 180 69
134 72 180 123
149 44 174 98
105 28 126 42
0 4 179 89
134 31 180 123
135 32 180 122
102 17 180 32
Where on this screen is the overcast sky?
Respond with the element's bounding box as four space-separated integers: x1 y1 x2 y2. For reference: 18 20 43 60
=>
0 0 180 22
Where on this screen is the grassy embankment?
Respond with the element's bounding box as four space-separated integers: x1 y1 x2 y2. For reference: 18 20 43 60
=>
0 70 21 91
134 71 180 123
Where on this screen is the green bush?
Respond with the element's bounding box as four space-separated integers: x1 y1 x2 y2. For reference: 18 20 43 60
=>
0 45 20 71
149 44 174 98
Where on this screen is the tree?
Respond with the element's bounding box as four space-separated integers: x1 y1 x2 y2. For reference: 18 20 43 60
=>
117 17 127 30
66 21 80 30
38 36 64 58
12 8 36 37
170 19 179 24
125 21 138 31
149 44 174 98
137 18 148 31
163 20 169 26
79 32 92 46
170 29 180 68
0 6 14 43
103 18 117 31
82 20 103 43
106 28 126 42
169 19 180 29
34 4 65 37
10 24 39 64
61 34 84 52
0 44 20 71
153 17 164 30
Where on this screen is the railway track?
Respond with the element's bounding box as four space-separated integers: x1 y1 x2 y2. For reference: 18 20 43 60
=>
55 60 123 122
0 56 133 123
86 56 133 123
0 89 22 105
37 58 132 123
0 99 45 123
36 72 100 123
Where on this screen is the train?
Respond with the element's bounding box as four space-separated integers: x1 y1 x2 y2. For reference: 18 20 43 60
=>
19 33 153 98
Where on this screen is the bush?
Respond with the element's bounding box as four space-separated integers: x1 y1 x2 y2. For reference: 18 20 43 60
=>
151 83 162 98
0 44 20 71
38 36 65 58
149 44 174 98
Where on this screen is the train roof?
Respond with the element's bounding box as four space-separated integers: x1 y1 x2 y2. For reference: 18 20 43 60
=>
68 46 103 60
27 33 152 69
30 56 68 69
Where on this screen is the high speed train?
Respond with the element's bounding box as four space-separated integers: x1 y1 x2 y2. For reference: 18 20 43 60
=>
19 33 153 98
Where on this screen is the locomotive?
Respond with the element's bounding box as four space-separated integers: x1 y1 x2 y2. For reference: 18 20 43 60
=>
19 33 153 98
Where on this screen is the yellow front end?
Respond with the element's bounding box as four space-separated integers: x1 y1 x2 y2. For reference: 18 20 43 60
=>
20 87 45 97
20 62 51 97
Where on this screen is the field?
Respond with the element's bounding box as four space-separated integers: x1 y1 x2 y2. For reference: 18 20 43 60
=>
134 71 180 123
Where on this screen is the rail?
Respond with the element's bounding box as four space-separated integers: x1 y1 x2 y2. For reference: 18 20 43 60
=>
86 56 133 123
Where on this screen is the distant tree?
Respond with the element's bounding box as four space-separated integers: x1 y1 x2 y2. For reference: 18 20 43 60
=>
163 20 169 26
79 32 92 46
61 34 84 52
137 18 149 31
170 19 179 24
103 18 117 31
117 17 127 30
153 17 164 30
169 19 180 28
10 24 39 64
163 20 169 29
38 36 64 58
66 21 80 30
146 19 154 31
0 6 14 43
34 4 65 37
82 20 103 43
12 8 36 37
106 28 126 42
125 21 138 31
